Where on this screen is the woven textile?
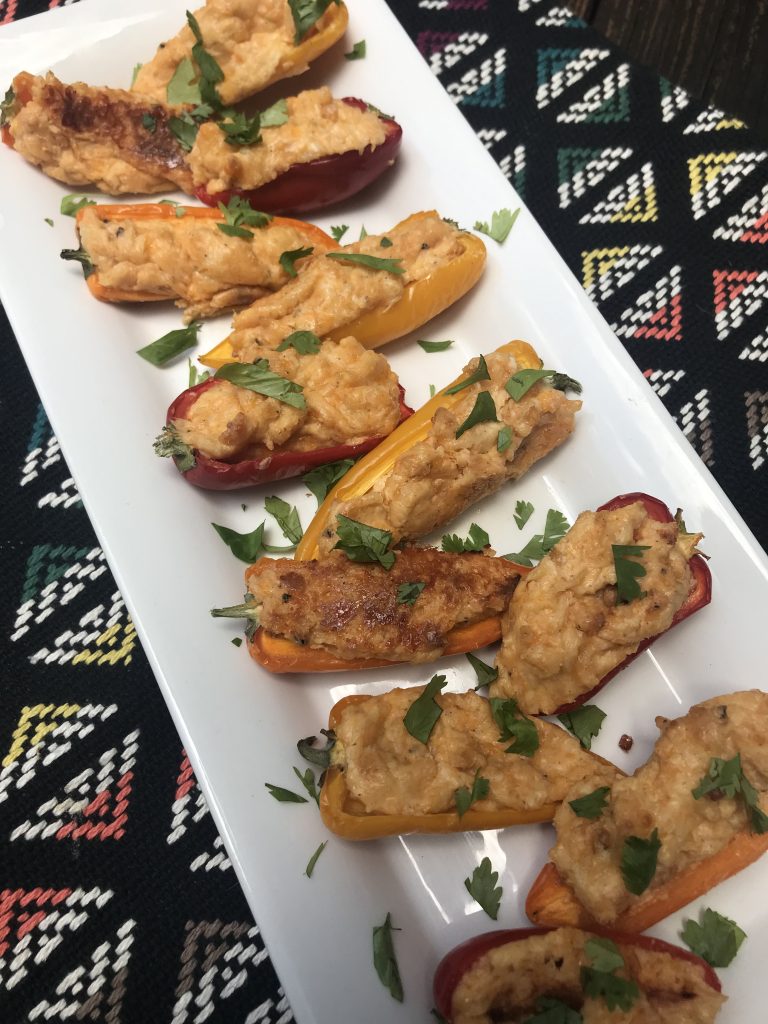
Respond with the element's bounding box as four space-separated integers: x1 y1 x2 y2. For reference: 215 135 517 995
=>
1 0 767 1021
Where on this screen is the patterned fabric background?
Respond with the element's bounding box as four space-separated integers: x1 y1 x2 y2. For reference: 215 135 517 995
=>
1 0 766 1021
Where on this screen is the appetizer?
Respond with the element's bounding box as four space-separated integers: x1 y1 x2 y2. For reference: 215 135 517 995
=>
1 72 192 193
192 93 403 214
433 926 724 1023
296 341 580 559
156 335 410 488
491 493 712 715
199 211 486 365
314 687 607 838
132 0 348 106
526 690 768 933
212 547 525 670
67 202 332 322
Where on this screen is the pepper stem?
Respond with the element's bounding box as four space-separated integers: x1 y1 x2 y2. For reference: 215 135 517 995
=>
210 600 261 624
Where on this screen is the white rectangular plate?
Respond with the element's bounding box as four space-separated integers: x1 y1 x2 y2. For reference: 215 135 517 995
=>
1 3 767 1020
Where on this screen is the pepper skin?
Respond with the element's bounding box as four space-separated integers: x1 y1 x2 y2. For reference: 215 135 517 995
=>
432 926 722 1022
198 211 487 367
73 203 333 305
194 98 402 215
296 340 543 561
166 379 413 490
318 695 592 840
547 492 712 717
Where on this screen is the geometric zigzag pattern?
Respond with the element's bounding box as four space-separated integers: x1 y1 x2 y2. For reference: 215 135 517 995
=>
2 0 768 1021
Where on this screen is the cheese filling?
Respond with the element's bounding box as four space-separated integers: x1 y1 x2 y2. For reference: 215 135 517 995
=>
332 688 599 816
188 88 387 194
492 503 699 714
450 927 724 1024
551 691 768 925
175 336 401 459
78 207 327 321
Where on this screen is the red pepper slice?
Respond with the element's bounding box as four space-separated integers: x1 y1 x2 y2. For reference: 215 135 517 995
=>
194 99 403 215
550 491 712 716
433 926 721 1022
166 377 414 490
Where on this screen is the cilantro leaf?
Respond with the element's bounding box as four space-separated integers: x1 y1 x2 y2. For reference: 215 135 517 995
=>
466 652 498 689
455 770 490 817
293 766 320 805
403 675 448 743
265 782 308 803
568 786 610 820
168 112 200 151
473 207 519 243
418 339 453 353
333 515 395 569
620 828 661 895
330 224 348 242
60 245 95 278
441 523 490 553
142 113 157 133
231 637 242 647
429 384 437 398
455 391 498 439
380 236 393 248
558 705 606 751
345 39 366 60
0 86 14 128
497 426 512 452
167 56 201 104
359 225 368 240
396 581 425 606
137 321 201 366
302 459 354 505
692 754 768 833
581 937 639 1012
505 367 582 401
514 500 534 530
186 10 224 109
445 354 491 395
465 857 503 919
276 329 322 354
218 109 261 146
216 195 272 239
211 521 293 563
372 912 403 1002
490 698 539 756
305 841 327 878
60 194 95 217
44 217 54 227
612 544 651 604
260 98 289 127
325 252 404 274
188 359 211 387
279 246 314 278
153 424 196 472
265 496 303 545
504 508 570 567
680 907 747 967
522 998 583 1024
215 360 305 408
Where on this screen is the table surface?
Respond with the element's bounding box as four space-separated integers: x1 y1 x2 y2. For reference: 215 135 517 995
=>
1 0 767 1021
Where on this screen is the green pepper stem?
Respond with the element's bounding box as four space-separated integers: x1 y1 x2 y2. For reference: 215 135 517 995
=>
210 601 261 624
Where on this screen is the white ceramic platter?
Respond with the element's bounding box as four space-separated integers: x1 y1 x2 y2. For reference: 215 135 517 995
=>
1 2 766 1020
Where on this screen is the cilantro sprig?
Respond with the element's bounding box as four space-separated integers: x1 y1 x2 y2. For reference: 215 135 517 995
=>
692 754 768 833
504 508 570 567
473 207 519 243
441 523 489 553
333 516 395 569
464 857 503 919
580 937 638 1012
680 907 747 967
216 196 272 240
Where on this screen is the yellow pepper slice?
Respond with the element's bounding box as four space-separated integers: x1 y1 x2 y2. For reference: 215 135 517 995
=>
198 211 487 368
296 339 542 561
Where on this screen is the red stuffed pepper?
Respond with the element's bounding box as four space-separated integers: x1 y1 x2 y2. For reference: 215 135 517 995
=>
155 335 413 489
194 98 402 215
491 492 712 716
433 926 723 1023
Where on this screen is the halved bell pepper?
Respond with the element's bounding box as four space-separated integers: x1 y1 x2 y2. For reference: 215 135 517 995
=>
296 340 542 561
318 694 610 840
72 202 333 306
526 830 768 934
194 98 402 215
198 210 487 367
433 926 722 1022
164 379 413 490
547 492 712 717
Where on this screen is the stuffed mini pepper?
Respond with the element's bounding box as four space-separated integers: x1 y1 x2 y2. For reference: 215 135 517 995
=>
156 334 411 488
491 493 712 715
526 689 768 933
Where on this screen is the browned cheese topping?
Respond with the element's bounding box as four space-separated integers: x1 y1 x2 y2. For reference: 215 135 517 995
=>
450 927 724 1024
492 502 698 714
78 206 328 320
188 88 386 194
551 690 768 925
332 690 599 815
317 348 580 555
175 336 400 460
7 72 192 193
247 548 520 662
227 213 464 354
132 0 336 106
